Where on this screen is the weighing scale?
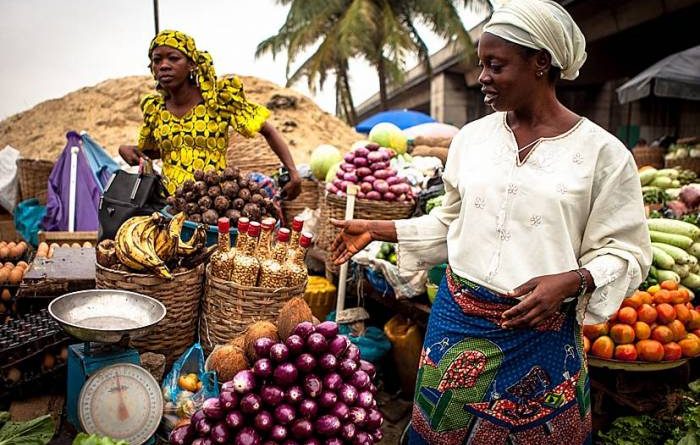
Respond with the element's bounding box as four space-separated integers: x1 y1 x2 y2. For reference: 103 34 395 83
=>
49 289 166 445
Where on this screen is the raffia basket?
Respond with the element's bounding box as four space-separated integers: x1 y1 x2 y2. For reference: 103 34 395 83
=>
200 264 307 354
226 133 279 176
631 146 665 169
95 262 205 366
16 158 54 205
281 178 321 225
665 157 700 174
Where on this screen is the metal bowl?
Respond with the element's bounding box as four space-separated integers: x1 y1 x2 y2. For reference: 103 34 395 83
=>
49 289 166 343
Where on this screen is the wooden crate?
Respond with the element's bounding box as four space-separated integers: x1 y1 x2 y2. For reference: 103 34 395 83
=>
0 213 20 242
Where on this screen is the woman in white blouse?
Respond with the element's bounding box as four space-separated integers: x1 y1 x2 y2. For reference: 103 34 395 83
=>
331 1 651 444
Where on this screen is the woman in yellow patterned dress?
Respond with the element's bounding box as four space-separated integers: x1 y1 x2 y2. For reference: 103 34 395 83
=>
118 30 301 199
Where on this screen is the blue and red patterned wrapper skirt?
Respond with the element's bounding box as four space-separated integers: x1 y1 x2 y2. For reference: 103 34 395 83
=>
409 267 592 445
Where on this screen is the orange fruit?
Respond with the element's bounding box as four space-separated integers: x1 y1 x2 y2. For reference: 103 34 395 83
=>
677 288 690 304
667 319 687 342
688 310 700 330
651 325 674 344
614 344 638 361
669 290 687 305
621 293 643 309
674 304 691 324
637 291 653 305
656 303 677 324
583 336 590 353
654 290 673 304
637 304 658 324
678 337 700 358
610 323 635 344
662 342 682 361
660 280 679 291
633 321 651 340
636 339 665 362
591 336 614 359
617 307 638 325
582 322 609 340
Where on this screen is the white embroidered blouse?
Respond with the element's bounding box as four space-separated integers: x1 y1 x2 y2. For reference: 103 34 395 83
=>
395 112 652 324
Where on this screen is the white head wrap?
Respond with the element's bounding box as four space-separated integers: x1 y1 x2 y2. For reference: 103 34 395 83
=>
482 0 587 80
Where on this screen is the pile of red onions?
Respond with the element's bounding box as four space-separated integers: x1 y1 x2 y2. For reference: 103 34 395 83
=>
170 321 384 445
326 143 413 202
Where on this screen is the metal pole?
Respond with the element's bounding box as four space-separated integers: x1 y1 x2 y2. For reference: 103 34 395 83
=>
153 0 160 34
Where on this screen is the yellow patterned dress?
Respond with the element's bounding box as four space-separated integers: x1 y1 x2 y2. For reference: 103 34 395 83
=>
137 76 269 195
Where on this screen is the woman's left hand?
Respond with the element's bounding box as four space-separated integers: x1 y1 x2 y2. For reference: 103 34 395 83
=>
282 171 302 200
501 271 580 329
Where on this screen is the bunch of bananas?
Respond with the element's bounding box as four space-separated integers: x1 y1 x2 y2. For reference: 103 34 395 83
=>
114 212 206 279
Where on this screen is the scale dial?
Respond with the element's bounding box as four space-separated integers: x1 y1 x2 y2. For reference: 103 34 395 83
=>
78 363 163 445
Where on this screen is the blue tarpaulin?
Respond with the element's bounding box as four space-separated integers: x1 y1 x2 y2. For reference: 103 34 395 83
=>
81 132 119 190
355 109 436 133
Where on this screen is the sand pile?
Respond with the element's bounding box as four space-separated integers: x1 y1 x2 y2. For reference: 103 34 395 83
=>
0 75 361 169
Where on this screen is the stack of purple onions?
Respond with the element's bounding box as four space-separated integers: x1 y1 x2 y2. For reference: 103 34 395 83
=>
170 321 384 445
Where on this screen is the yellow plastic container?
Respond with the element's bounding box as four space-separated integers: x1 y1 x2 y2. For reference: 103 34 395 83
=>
304 276 337 321
384 314 424 397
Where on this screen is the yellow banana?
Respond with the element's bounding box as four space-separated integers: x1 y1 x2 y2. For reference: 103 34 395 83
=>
137 215 173 279
177 224 206 256
115 215 152 271
155 212 186 262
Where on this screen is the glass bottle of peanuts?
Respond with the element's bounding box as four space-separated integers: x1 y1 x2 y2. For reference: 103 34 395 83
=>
231 220 261 286
256 217 276 261
211 217 232 280
258 228 291 288
289 216 304 248
286 231 313 287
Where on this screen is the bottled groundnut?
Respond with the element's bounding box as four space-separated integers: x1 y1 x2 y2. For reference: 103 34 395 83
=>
256 217 276 261
286 231 312 287
289 216 304 249
259 228 291 288
232 221 261 286
211 218 232 279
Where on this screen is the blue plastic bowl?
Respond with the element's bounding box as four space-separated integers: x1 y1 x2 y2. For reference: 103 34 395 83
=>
161 207 238 247
364 267 394 296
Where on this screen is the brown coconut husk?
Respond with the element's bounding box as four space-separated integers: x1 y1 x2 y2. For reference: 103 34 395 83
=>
206 344 249 383
276 297 315 340
228 334 246 350
244 321 279 361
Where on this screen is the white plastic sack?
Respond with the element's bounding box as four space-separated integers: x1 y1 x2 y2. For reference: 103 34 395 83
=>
0 145 20 213
352 241 427 299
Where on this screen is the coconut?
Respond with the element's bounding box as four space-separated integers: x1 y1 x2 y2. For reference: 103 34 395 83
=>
244 321 279 361
276 297 315 340
228 334 246 349
206 344 249 382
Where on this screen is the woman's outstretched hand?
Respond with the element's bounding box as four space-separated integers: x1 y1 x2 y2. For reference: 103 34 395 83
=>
330 219 373 265
500 271 581 329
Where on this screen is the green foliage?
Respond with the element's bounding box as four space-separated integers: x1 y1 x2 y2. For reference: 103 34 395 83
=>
72 433 129 445
0 413 54 445
598 415 666 445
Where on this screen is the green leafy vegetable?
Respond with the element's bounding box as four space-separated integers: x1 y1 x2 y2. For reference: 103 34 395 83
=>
72 433 129 445
0 413 54 445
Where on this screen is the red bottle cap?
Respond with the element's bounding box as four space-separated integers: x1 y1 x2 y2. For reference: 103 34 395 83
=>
237 217 250 233
217 217 230 233
277 228 291 242
261 217 276 231
291 217 304 232
299 231 313 248
248 221 261 237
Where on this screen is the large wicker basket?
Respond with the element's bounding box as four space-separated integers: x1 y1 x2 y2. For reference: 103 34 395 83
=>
665 157 700 174
316 192 416 253
95 263 205 366
226 133 280 176
200 265 307 354
281 178 321 225
632 146 665 169
16 158 54 205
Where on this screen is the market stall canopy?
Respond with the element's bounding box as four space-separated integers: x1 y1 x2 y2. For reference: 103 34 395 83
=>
616 45 700 104
356 109 436 133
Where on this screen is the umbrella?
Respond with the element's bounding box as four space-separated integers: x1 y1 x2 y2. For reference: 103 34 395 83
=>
616 45 700 104
356 109 435 133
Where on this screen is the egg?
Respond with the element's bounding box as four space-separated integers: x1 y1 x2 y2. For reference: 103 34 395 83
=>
1 289 10 302
83 242 93 248
10 245 23 259
0 269 7 284
0 247 8 259
50 243 59 250
71 242 81 249
61 243 70 249
8 267 23 285
16 261 28 270
48 247 55 258
38 241 49 251
36 246 48 258
0 241 5 249
4 262 13 268
17 241 27 254
6 242 15 249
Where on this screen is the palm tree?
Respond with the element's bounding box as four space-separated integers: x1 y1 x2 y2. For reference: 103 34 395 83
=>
256 0 491 123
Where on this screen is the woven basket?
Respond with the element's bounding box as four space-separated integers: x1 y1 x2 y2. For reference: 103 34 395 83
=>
632 146 665 169
316 192 416 254
226 133 280 176
16 159 54 205
281 178 321 225
200 265 307 354
95 263 205 366
665 157 700 174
